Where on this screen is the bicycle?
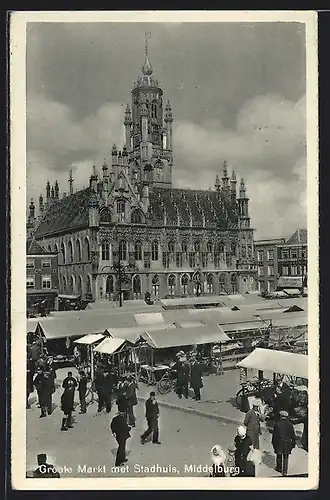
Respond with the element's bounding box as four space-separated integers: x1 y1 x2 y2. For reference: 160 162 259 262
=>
156 369 176 395
235 378 273 409
85 381 99 406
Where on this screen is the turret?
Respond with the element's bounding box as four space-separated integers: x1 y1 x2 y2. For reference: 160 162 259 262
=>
68 169 74 196
27 198 36 238
122 146 129 175
88 192 99 227
46 181 51 200
29 198 35 219
214 174 221 192
124 104 132 151
90 165 98 193
164 100 173 151
221 161 229 193
54 180 59 199
230 169 237 204
111 144 118 179
102 159 109 182
39 194 44 214
237 177 250 228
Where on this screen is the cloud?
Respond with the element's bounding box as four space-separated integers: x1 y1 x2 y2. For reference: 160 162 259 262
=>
27 91 307 239
173 93 307 238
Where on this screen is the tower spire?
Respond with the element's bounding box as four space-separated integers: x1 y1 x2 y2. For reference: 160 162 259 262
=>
142 32 153 76
68 169 74 196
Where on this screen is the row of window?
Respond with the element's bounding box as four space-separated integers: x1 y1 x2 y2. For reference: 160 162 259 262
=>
257 250 274 261
258 264 305 278
26 258 52 269
26 275 52 289
101 241 244 262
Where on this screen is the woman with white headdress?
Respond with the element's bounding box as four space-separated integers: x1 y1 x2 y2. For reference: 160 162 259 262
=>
234 425 253 476
209 445 226 477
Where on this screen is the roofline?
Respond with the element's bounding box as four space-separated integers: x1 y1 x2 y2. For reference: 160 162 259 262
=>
27 253 58 257
35 224 90 238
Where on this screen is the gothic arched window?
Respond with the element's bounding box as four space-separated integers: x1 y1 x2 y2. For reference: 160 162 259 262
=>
168 274 176 296
68 240 74 263
83 237 90 261
134 241 142 261
152 274 159 297
151 241 159 261
131 209 143 224
219 273 226 293
231 242 237 256
100 208 112 223
60 242 66 264
181 241 188 255
207 273 214 294
181 274 189 295
101 241 110 261
207 241 213 253
154 162 163 181
75 239 82 262
168 240 175 254
117 199 126 215
133 275 141 294
119 240 127 261
106 275 114 294
194 241 201 253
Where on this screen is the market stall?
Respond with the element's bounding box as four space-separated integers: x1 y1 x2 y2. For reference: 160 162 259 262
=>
236 348 308 422
93 337 136 377
74 333 109 379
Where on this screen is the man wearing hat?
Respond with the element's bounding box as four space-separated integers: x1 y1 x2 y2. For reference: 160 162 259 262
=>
110 410 131 466
272 410 296 476
243 399 262 449
141 391 161 445
32 453 60 478
172 354 190 400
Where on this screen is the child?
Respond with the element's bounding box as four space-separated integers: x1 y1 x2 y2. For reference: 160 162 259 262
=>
225 445 239 477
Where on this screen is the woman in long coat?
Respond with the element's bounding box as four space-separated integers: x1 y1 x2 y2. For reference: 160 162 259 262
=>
234 425 253 476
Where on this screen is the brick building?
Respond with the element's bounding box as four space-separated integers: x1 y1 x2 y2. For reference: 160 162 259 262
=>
26 238 59 315
30 38 257 302
255 229 307 293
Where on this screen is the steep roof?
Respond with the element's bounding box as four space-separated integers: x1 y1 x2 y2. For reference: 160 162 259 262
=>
35 188 91 237
34 185 238 237
148 187 238 228
286 229 307 245
26 239 51 255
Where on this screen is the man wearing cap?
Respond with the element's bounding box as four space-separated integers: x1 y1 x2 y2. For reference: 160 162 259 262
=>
141 391 161 445
272 410 296 476
243 399 262 449
110 411 131 466
172 354 190 400
190 357 203 401
32 454 60 478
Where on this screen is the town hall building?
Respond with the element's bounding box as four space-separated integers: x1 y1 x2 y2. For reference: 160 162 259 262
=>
30 39 257 302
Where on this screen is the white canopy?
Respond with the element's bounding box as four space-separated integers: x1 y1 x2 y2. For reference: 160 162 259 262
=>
237 348 308 379
93 337 127 355
283 289 302 296
74 333 106 345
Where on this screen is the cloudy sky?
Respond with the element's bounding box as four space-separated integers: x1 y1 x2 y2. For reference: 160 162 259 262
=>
26 21 307 239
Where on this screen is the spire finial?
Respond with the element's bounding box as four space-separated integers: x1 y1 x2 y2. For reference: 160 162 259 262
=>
69 169 74 195
142 32 153 76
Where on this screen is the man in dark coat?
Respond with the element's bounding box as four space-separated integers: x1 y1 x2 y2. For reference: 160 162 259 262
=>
102 369 116 413
273 385 292 421
26 359 34 409
46 356 57 393
116 377 129 419
190 358 203 401
78 369 88 414
141 391 161 445
32 453 60 478
301 412 308 452
272 410 296 476
94 367 109 413
125 376 138 426
33 369 54 417
61 371 77 430
234 425 253 476
243 400 262 449
110 411 131 466
172 356 190 399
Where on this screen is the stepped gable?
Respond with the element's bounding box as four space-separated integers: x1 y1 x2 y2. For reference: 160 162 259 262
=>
286 228 307 245
35 188 91 237
148 187 238 228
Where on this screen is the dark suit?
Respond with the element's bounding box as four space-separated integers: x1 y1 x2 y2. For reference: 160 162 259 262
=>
78 375 87 413
244 409 261 449
110 414 131 466
33 463 60 478
34 372 53 416
173 361 190 399
141 398 160 443
190 362 203 400
234 434 252 476
272 418 296 475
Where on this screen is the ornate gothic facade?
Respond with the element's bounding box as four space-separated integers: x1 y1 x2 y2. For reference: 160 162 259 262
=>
31 44 257 301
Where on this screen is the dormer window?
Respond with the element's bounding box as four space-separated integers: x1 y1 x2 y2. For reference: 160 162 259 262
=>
116 199 126 221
